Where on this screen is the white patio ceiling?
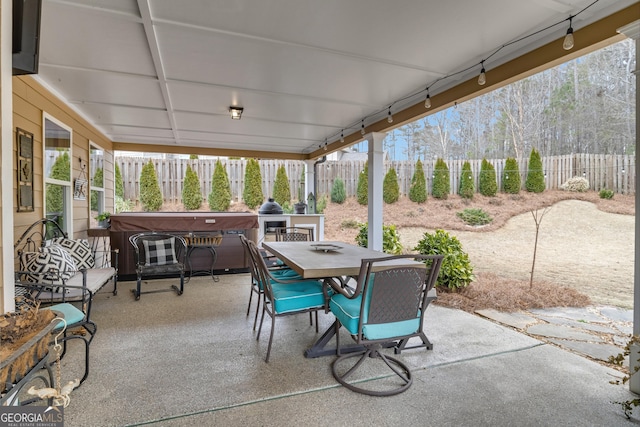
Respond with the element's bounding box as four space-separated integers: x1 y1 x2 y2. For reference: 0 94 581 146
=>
35 0 638 159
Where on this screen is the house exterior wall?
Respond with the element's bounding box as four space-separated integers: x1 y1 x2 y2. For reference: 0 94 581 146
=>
2 75 116 313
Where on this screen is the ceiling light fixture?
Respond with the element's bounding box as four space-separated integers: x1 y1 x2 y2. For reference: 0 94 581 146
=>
563 16 574 50
478 62 486 86
229 106 243 120
361 120 365 135
387 107 393 123
340 130 345 143
424 88 432 109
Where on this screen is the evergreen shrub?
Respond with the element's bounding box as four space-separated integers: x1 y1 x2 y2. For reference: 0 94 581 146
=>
356 162 368 205
432 158 450 199
414 229 474 291
599 188 614 199
243 158 264 209
90 167 103 211
502 157 521 194
409 159 427 203
139 161 163 211
458 161 475 199
208 160 231 211
331 177 346 204
479 159 497 197
457 208 492 226
355 223 403 254
46 151 71 214
115 163 124 198
182 164 202 210
316 194 327 214
383 168 400 204
272 165 291 206
525 148 545 193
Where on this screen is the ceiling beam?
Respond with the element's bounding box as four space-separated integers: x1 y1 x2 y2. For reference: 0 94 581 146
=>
112 142 307 160
137 0 179 143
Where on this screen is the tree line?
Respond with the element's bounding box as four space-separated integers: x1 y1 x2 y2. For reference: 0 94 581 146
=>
371 39 635 161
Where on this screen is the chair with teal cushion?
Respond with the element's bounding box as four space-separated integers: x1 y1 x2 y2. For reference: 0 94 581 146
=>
240 235 303 330
329 254 443 396
42 302 94 385
245 239 328 362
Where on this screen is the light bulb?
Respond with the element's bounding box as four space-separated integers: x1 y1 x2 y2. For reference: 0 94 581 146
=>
387 107 393 123
478 66 486 86
340 131 344 143
563 27 574 50
361 121 365 135
425 93 431 109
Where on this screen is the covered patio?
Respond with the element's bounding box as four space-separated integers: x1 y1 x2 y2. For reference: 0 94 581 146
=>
57 276 632 426
1 0 639 422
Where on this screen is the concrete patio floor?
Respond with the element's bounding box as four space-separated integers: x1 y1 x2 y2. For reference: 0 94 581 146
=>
54 274 637 426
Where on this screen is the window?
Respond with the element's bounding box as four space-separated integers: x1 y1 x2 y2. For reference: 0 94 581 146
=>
90 143 105 226
44 115 72 234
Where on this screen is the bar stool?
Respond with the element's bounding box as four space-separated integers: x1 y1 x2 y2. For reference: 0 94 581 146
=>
184 233 223 282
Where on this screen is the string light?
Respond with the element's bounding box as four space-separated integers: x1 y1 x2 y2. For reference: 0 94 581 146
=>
478 61 487 86
312 0 600 152
563 16 574 50
323 138 327 151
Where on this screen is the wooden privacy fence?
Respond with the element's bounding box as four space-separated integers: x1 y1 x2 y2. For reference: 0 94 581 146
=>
117 154 635 205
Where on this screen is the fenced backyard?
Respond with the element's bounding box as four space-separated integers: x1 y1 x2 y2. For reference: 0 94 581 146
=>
116 154 635 205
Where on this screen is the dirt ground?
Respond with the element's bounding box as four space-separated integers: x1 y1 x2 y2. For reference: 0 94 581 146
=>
322 190 635 309
158 189 635 310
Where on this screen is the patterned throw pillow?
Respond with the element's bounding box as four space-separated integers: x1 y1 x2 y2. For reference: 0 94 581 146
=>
143 237 177 266
49 237 95 269
21 244 78 291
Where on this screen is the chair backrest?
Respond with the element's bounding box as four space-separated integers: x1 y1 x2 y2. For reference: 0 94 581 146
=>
353 254 443 342
239 234 260 286
243 238 282 300
14 218 67 266
275 227 314 242
129 232 187 269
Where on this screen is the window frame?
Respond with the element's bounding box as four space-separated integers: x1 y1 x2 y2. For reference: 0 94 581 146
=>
43 113 73 235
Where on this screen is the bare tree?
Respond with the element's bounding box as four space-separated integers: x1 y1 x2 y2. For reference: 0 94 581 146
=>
530 207 550 288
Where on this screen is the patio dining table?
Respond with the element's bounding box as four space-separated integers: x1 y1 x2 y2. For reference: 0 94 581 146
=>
261 241 429 357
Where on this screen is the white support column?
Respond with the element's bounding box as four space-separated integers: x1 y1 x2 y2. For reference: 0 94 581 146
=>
304 159 315 207
1 0 14 313
618 20 640 394
366 132 387 251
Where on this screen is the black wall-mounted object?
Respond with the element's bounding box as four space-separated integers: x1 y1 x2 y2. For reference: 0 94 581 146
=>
12 0 42 75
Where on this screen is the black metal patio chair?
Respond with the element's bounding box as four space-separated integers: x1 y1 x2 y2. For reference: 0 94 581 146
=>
129 232 187 300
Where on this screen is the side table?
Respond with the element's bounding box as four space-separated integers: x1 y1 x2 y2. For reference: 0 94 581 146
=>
87 227 111 268
184 233 223 282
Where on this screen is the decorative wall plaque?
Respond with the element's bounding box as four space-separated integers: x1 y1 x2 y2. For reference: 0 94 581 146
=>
74 164 88 201
17 128 34 212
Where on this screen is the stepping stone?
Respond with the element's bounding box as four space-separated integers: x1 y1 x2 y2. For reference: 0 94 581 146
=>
527 323 604 342
536 315 617 334
599 306 633 323
475 309 537 330
547 339 622 362
529 307 605 323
